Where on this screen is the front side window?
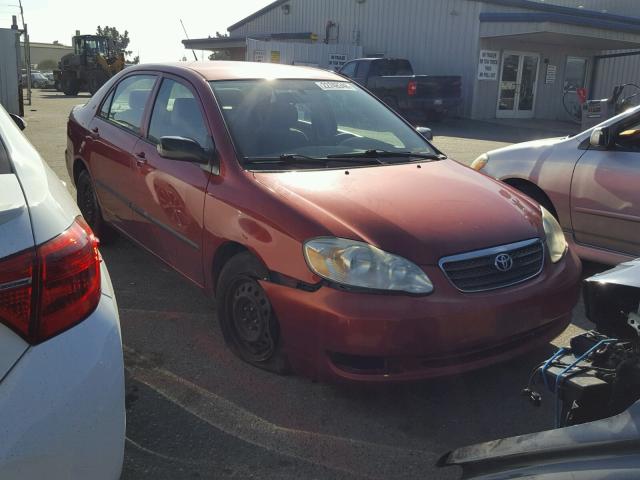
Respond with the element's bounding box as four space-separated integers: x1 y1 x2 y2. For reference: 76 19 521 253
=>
148 78 209 147
108 75 156 133
210 79 436 169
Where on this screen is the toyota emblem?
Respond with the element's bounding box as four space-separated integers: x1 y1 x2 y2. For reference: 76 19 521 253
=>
494 253 514 272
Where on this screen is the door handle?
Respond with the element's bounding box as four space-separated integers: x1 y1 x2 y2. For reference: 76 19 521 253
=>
135 151 147 166
90 127 99 139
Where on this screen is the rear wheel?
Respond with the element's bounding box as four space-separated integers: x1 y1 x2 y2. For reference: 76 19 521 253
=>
216 252 289 374
76 169 116 243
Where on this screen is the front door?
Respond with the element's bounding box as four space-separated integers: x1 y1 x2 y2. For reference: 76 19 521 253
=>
496 52 540 119
131 75 213 286
571 115 640 257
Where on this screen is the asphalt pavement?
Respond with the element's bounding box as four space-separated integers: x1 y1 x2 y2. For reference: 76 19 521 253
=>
22 89 604 480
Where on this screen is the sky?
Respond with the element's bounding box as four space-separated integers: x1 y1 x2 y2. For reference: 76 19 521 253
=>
0 0 273 62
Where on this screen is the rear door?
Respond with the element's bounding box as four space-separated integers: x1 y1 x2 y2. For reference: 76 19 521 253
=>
129 75 213 286
571 114 640 256
0 112 31 380
86 74 158 233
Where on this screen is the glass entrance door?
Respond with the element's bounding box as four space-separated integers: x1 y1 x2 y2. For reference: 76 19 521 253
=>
496 52 540 118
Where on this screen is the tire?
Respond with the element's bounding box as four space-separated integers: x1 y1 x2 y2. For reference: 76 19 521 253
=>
62 76 79 96
76 169 117 243
216 252 289 374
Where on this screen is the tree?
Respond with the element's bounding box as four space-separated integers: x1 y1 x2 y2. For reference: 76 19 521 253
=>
207 31 230 61
96 25 132 58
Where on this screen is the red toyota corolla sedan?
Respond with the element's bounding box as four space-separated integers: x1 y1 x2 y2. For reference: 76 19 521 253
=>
66 62 581 383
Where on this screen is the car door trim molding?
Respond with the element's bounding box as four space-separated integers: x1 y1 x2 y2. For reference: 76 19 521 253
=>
574 206 640 223
95 179 199 250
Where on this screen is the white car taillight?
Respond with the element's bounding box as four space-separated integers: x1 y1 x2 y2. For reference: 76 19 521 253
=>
0 217 101 344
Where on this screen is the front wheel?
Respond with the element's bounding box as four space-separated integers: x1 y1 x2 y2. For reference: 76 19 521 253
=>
216 252 289 374
62 76 79 96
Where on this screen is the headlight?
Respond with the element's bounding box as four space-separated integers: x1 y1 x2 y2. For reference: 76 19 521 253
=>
470 153 489 171
541 207 567 263
304 238 433 294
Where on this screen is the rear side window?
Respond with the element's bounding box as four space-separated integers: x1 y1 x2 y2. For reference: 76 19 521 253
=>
108 75 156 133
371 60 413 76
148 78 209 147
340 62 357 78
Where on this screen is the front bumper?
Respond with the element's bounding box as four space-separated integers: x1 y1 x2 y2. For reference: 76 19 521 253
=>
0 264 125 479
262 250 581 383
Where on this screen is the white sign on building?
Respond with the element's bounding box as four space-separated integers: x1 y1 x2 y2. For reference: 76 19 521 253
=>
253 50 266 62
328 53 347 69
478 50 499 81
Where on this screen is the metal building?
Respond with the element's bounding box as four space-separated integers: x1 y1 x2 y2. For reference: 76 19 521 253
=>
19 41 73 70
0 28 21 115
185 0 640 122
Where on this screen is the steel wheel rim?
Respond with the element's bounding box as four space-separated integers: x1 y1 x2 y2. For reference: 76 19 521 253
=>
227 277 276 362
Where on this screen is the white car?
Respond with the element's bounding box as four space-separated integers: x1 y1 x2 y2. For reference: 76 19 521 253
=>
0 106 124 478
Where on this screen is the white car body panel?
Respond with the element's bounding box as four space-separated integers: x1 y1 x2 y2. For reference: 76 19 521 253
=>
0 107 78 245
0 264 125 480
0 175 33 258
0 105 125 478
0 175 32 381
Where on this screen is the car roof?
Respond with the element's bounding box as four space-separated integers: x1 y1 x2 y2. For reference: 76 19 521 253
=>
124 61 345 82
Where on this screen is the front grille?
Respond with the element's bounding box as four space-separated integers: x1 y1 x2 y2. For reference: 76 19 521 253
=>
440 239 544 293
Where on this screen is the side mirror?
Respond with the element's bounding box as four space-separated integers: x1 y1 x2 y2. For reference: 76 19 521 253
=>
10 114 27 131
590 127 610 148
416 126 433 141
157 136 211 164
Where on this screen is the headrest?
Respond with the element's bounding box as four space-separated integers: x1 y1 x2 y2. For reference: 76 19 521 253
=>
128 90 149 110
269 102 299 128
172 97 199 121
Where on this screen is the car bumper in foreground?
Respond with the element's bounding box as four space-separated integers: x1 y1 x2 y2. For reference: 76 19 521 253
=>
262 250 581 383
0 265 125 479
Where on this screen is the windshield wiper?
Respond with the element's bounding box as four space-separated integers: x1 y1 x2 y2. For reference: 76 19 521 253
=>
244 154 330 165
244 153 386 166
326 150 446 161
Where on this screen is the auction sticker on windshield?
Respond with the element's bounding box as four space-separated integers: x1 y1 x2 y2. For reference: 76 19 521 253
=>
316 81 357 91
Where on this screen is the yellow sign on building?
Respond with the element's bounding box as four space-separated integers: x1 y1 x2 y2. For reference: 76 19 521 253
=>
270 50 281 63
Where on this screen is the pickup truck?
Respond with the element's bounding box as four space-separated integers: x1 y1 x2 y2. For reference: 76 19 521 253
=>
338 58 462 121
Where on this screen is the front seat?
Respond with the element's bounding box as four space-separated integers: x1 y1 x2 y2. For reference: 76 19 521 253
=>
114 90 148 128
171 97 208 147
257 101 308 154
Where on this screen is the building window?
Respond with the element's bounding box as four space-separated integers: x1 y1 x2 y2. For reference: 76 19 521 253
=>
564 57 588 92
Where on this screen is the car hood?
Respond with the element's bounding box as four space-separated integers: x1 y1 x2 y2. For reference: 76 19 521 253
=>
252 160 543 265
488 136 568 157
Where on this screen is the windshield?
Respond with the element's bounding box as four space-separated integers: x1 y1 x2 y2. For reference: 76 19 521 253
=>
210 79 436 169
83 37 108 55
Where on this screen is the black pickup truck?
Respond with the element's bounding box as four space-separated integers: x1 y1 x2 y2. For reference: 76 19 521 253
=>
338 58 462 121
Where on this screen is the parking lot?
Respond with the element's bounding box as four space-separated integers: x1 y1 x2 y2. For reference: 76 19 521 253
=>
24 89 600 480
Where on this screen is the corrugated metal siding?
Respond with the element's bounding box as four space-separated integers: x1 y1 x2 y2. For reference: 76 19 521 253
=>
472 37 594 120
246 38 362 67
0 29 20 115
593 52 640 99
230 0 482 115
